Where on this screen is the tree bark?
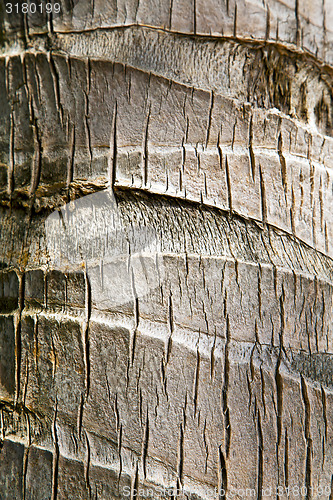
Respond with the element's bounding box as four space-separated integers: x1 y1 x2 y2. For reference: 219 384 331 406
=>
0 1 333 498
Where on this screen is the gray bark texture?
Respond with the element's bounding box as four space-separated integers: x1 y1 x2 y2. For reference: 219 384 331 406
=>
0 0 333 498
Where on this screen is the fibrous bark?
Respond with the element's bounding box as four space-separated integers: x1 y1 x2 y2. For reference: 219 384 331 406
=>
0 1 333 499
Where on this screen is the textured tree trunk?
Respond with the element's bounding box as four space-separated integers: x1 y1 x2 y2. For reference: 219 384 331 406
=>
1 1 333 498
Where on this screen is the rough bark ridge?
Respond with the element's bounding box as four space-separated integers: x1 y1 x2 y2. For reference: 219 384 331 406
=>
0 1 333 499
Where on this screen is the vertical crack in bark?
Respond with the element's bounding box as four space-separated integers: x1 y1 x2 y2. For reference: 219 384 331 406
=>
118 424 123 485
168 0 173 30
277 131 288 207
77 269 91 441
205 91 214 148
284 428 289 489
22 9 30 44
129 259 139 366
23 54 42 201
265 6 271 40
47 7 54 34
301 376 312 499
256 408 263 500
77 393 84 439
22 357 29 409
259 366 267 420
48 53 64 128
50 330 57 380
321 385 327 466
143 103 151 188
203 418 209 474
131 463 139 500
29 101 42 199
246 370 253 410
22 412 31 500
193 345 200 415
166 292 174 364
67 123 75 191
142 407 149 479
8 109 15 197
193 0 197 35
322 0 327 60
210 329 217 380
217 132 226 205
177 417 184 490
51 400 59 500
0 408 4 446
314 276 320 353
325 221 329 256
14 273 24 407
318 175 324 239
161 357 168 401
110 101 118 188
275 285 285 475
83 270 91 399
248 114 256 182
84 99 93 176
225 156 232 213
291 184 296 235
295 0 302 48
259 163 267 224
231 120 237 151
180 138 185 193
222 314 231 459
84 430 92 499
309 160 316 233
115 393 123 487
34 315 39 375
258 264 263 322
233 4 237 37
218 446 227 500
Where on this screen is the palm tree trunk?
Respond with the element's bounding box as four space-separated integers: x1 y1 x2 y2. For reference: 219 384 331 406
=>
0 1 333 498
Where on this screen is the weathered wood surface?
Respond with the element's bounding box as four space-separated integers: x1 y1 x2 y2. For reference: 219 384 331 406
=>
1 1 333 499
